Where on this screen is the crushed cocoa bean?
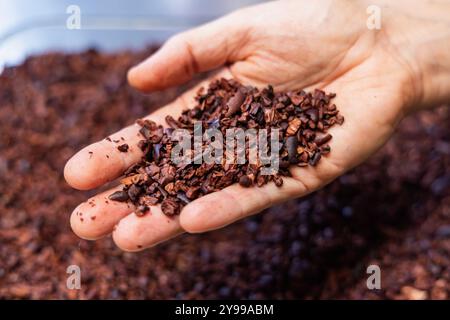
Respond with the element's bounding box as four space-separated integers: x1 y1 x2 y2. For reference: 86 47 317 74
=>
117 144 129 152
110 79 343 216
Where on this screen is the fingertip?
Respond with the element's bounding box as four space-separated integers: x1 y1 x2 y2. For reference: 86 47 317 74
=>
179 205 205 234
112 222 141 252
70 186 135 241
65 138 134 191
64 150 96 190
179 193 237 233
70 203 103 240
127 52 169 92
127 36 195 92
126 66 137 87
127 64 150 92
112 208 183 252
112 219 143 252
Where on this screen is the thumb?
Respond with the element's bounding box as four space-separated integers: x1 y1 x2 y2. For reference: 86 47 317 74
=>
127 10 250 92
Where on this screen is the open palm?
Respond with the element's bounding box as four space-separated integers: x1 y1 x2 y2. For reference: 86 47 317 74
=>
65 0 419 251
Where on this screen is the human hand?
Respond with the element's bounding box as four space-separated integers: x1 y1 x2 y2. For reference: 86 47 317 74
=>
64 0 450 251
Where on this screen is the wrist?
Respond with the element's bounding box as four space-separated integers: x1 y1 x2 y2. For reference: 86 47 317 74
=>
381 1 450 112
413 30 450 111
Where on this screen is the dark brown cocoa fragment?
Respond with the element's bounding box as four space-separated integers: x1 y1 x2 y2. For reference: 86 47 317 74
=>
141 195 159 206
337 115 345 125
108 190 129 202
117 144 129 152
195 163 214 177
286 136 299 164
145 164 160 177
138 121 164 144
159 165 176 186
161 199 181 216
314 133 332 146
186 186 201 199
137 140 149 152
127 185 142 202
256 175 267 187
165 115 182 129
135 205 149 217
139 126 152 140
226 89 245 116
290 94 304 106
320 144 331 154
309 152 322 166
176 192 191 205
157 185 168 198
273 175 284 187
306 108 319 123
239 175 252 188
149 127 164 144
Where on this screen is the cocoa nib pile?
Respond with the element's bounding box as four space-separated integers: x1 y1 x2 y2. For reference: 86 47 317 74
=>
109 79 344 216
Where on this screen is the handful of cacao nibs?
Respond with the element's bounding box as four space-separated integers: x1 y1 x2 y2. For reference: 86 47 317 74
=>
109 78 344 216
